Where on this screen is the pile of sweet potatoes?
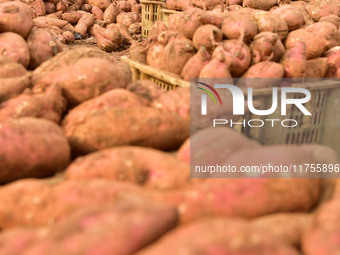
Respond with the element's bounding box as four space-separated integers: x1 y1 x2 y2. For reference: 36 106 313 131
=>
131 3 340 83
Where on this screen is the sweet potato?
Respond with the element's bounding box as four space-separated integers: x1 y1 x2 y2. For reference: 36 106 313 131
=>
0 84 66 123
306 0 340 21
93 23 124 52
33 58 132 106
0 56 27 78
285 22 340 59
32 48 117 85
272 39 285 62
118 0 131 12
62 30 75 43
33 16 69 29
116 12 140 28
18 0 46 17
302 198 340 255
0 117 70 183
146 43 164 69
25 202 178 255
88 0 111 10
281 40 307 78
127 80 165 103
199 8 229 27
192 24 222 52
152 87 190 122
26 28 62 69
0 1 33 38
136 218 300 255
128 22 141 35
0 32 30 68
62 10 85 25
62 88 145 127
66 146 190 189
55 1 67 12
63 106 190 155
91 5 103 20
190 127 260 169
177 138 190 163
81 3 92 12
129 42 147 64
271 5 305 31
74 12 95 37
181 46 211 81
103 3 119 23
240 61 284 87
243 0 277 10
176 8 204 39
0 75 30 103
149 21 168 39
325 46 340 78
305 57 328 78
250 32 279 63
157 30 185 46
44 2 55 14
165 0 192 11
319 15 340 28
212 39 252 77
221 12 258 42
192 0 221 10
161 38 196 75
254 11 289 40
199 58 232 79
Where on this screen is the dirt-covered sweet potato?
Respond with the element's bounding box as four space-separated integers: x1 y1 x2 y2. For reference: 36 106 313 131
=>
127 80 165 103
62 88 145 127
181 47 211 81
0 56 27 78
88 0 111 10
146 43 164 69
0 75 30 103
221 12 258 42
149 21 168 39
0 32 30 68
33 57 132 106
31 48 117 85
165 0 192 11
212 39 252 77
116 12 140 28
199 58 232 79
285 22 340 59
26 28 62 69
136 218 301 255
63 106 190 155
241 61 284 81
66 146 190 189
319 15 340 28
243 0 277 10
254 11 289 40
93 23 124 52
192 24 222 52
74 12 95 37
271 5 305 31
91 5 103 20
33 16 69 29
103 3 119 23
118 0 131 12
62 10 85 24
281 40 307 78
18 0 46 17
152 87 190 122
306 0 340 22
129 41 147 64
62 30 75 43
325 46 340 78
199 8 229 27
0 117 70 183
302 198 340 255
0 1 33 38
0 84 67 123
161 38 196 76
192 0 221 10
45 2 55 14
305 57 328 78
250 32 279 63
176 8 204 39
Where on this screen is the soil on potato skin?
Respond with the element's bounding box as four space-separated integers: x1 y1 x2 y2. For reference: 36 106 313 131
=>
65 37 130 61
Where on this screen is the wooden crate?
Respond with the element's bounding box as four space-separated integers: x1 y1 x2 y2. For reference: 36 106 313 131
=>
121 56 190 90
141 0 164 38
121 56 340 152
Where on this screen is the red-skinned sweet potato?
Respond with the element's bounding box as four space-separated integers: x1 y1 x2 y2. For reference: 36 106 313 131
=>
281 40 307 78
192 24 222 52
250 32 279 63
325 46 340 78
93 23 124 52
74 12 95 37
181 46 211 81
0 56 27 78
306 0 340 22
127 80 165 103
91 5 103 20
103 3 119 23
271 5 305 31
0 75 30 103
176 8 204 39
165 0 192 11
243 0 277 10
0 117 70 184
88 0 111 10
0 32 30 68
146 43 164 69
254 11 289 40
0 1 33 38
